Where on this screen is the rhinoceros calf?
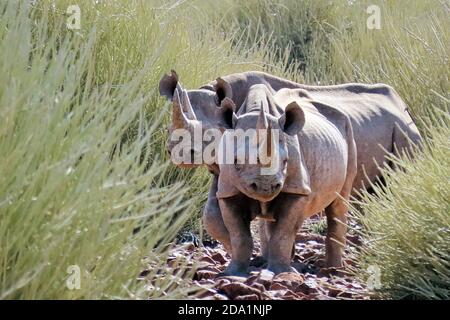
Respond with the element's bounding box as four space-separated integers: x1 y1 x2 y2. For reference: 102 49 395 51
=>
216 84 357 275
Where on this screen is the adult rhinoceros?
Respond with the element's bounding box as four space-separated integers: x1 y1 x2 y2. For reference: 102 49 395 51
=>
215 84 357 275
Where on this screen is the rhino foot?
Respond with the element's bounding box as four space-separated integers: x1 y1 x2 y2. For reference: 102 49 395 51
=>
219 261 249 277
268 263 298 275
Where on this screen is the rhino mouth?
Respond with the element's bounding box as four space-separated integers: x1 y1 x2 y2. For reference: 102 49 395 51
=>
239 181 283 202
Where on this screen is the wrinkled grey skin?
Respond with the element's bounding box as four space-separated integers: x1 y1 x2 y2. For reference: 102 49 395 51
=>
274 85 422 191
216 84 358 275
159 71 422 266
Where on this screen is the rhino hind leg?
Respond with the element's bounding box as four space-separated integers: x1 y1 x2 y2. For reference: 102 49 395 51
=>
324 198 349 268
324 113 357 268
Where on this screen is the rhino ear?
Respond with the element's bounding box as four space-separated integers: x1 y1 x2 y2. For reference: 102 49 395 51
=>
159 70 179 100
217 97 237 129
279 101 305 135
214 77 233 104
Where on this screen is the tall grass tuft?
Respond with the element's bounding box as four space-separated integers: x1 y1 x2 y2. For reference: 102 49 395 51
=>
352 111 450 299
0 1 197 299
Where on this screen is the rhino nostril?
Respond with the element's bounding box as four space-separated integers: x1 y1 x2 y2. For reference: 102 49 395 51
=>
273 183 282 191
250 183 258 191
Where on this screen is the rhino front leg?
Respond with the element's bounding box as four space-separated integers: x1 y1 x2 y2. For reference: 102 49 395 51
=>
202 175 231 253
249 219 269 267
267 194 305 274
324 198 348 268
219 196 253 276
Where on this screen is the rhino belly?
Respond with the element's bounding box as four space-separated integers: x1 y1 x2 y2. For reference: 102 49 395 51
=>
300 119 349 216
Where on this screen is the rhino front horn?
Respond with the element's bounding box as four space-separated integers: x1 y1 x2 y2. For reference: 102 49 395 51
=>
172 88 191 129
257 107 273 162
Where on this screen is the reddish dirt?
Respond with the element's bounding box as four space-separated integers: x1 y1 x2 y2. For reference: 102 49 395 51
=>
158 217 370 300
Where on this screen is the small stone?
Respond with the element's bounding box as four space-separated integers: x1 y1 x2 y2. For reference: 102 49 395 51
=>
234 294 260 300
210 252 227 264
219 282 263 300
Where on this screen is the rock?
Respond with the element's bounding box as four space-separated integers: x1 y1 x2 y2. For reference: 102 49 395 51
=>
250 282 267 293
283 289 305 300
202 293 229 300
273 272 304 291
251 270 275 289
210 252 228 264
234 294 260 300
215 275 247 283
199 256 216 265
197 265 222 273
296 277 319 295
219 282 263 300
269 282 289 291
195 270 217 280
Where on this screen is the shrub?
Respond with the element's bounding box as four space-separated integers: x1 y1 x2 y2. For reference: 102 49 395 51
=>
353 112 450 299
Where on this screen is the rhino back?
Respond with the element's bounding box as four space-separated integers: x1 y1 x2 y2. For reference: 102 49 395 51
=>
276 84 420 190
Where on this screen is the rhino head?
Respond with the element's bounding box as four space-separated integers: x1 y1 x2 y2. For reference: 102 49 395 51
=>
159 70 233 169
217 85 310 202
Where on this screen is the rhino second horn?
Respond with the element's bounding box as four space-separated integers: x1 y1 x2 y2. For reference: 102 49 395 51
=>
172 88 191 129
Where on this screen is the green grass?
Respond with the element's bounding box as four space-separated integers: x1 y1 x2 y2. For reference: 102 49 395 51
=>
0 0 448 299
352 112 450 299
0 1 198 299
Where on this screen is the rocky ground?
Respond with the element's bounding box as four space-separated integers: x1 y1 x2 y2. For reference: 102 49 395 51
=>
149 215 370 300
